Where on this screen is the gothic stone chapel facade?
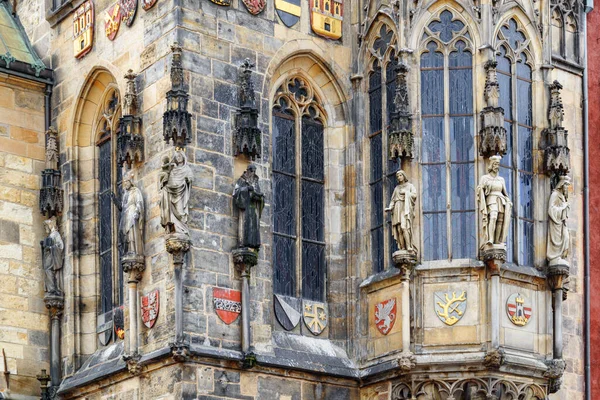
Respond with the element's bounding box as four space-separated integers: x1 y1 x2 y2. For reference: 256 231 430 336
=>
0 0 587 396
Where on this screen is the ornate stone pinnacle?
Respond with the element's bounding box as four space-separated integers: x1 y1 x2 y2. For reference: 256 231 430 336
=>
118 70 144 167
544 80 570 177
549 81 564 131
123 69 138 116
234 58 261 160
389 61 414 160
40 127 63 217
163 43 191 148
479 60 507 158
170 42 184 90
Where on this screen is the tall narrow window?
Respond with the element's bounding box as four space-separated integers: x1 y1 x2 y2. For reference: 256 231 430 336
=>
96 89 123 315
369 61 384 273
497 19 534 266
551 0 580 63
272 77 326 301
420 11 475 261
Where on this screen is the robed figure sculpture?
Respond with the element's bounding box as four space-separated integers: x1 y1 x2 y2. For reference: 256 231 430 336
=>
41 217 64 295
547 175 571 266
477 155 512 248
159 150 193 236
233 165 264 249
115 171 145 260
385 170 417 253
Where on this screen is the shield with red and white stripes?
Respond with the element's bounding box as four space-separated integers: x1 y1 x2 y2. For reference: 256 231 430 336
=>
506 293 532 326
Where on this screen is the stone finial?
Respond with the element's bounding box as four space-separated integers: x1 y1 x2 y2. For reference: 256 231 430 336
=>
389 62 414 160
118 70 144 167
233 59 262 160
544 81 570 177
40 127 63 217
164 43 192 148
479 61 507 158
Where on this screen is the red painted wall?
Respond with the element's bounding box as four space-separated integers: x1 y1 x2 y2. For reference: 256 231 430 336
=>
588 7 600 399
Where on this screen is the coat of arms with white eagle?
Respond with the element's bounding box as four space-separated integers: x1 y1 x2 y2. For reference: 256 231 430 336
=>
374 298 397 335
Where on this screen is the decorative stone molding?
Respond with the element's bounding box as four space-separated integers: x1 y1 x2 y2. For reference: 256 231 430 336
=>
479 61 507 158
163 43 192 148
233 59 261 160
389 61 414 161
543 81 570 177
483 348 505 369
117 70 144 167
40 127 63 217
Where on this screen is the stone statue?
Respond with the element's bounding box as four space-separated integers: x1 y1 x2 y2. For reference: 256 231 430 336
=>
385 170 417 253
547 175 571 266
113 171 144 260
41 217 64 296
159 150 193 236
233 165 264 249
477 155 512 247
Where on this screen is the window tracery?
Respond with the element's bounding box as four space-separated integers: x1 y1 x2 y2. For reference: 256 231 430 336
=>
551 0 580 62
496 18 535 266
420 10 476 261
272 76 326 301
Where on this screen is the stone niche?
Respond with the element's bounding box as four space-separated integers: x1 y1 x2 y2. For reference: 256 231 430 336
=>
366 278 403 360
416 267 484 349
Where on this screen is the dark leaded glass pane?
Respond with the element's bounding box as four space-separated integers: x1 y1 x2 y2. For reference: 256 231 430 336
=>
422 118 445 163
518 126 533 172
518 219 534 266
301 181 324 242
100 251 113 313
371 180 384 227
273 114 296 174
369 64 383 134
499 165 514 263
517 55 532 79
302 118 324 181
422 164 446 212
98 140 113 313
273 235 296 296
451 163 475 210
450 117 474 161
449 43 472 68
451 211 476 259
421 49 444 116
423 213 448 260
372 227 384 274
517 77 532 127
370 133 383 182
273 173 296 236
501 122 513 168
428 10 465 43
518 172 533 220
302 242 325 301
386 53 397 123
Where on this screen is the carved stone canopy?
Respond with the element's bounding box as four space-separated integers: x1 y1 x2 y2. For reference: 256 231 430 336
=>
479 61 507 158
389 61 414 161
40 127 63 217
544 81 570 177
233 59 261 160
117 70 144 167
163 43 192 148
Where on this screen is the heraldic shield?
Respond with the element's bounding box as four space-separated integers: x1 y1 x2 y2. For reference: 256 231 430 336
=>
213 287 242 325
274 294 301 331
434 290 467 326
97 309 113 346
242 0 266 15
302 300 328 336
104 3 121 41
275 0 300 27
375 298 397 335
506 293 532 326
141 289 159 329
119 0 138 27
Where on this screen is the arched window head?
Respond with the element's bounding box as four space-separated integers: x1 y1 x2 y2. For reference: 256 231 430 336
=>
272 76 326 301
95 87 124 319
420 10 476 261
551 10 564 56
496 18 535 266
551 0 581 62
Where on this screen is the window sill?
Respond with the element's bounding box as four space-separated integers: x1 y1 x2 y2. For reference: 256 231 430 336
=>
552 55 584 74
45 0 85 27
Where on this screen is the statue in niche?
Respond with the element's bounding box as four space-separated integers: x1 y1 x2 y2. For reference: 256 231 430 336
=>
113 171 144 260
41 217 64 296
385 170 417 253
477 155 512 247
233 165 264 249
159 149 193 236
547 175 571 266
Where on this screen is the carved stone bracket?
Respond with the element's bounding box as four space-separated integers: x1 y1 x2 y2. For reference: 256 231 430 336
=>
165 233 191 264
123 352 143 375
122 255 145 283
389 62 414 161
480 244 507 266
40 127 63 217
396 352 416 372
117 70 144 167
479 61 507 158
44 294 64 319
543 81 570 177
163 43 192 148
547 263 570 291
233 247 259 269
544 359 566 394
169 341 189 362
392 250 417 271
233 59 261 160
483 348 505 369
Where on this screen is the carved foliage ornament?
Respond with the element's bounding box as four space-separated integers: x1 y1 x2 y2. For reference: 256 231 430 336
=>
234 59 261 160
163 43 192 148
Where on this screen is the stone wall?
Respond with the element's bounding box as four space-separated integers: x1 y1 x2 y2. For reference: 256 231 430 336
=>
0 74 50 398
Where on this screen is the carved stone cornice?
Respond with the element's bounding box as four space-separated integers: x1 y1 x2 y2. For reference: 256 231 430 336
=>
163 43 192 148
479 61 507 158
389 62 414 161
543 81 570 177
117 70 144 168
233 59 261 160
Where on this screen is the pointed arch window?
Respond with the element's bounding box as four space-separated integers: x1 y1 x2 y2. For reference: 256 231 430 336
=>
95 88 124 314
419 10 476 261
551 0 580 63
272 77 326 302
496 18 534 266
367 23 400 273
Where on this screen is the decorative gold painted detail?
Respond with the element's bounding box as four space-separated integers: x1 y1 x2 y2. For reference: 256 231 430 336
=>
302 300 328 335
434 291 467 326
310 0 343 40
73 1 94 59
506 292 532 326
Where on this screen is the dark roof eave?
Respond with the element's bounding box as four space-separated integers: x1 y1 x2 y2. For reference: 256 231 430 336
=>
0 58 53 85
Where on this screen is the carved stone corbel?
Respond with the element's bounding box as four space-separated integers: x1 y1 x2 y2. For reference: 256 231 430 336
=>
163 43 192 148
123 352 143 375
117 70 144 167
233 59 261 160
40 127 63 217
479 61 507 158
389 62 414 161
543 81 570 178
483 348 505 369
